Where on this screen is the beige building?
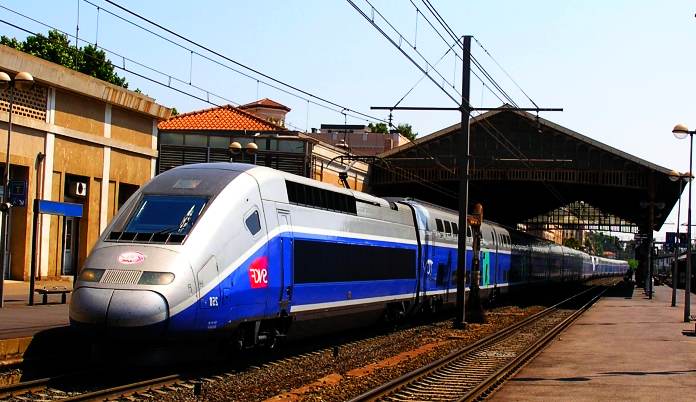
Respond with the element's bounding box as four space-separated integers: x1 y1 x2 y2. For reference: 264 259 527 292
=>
307 124 409 156
157 101 368 191
0 45 171 280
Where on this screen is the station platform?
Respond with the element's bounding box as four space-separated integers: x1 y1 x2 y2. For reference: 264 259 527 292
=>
492 284 696 402
0 280 71 364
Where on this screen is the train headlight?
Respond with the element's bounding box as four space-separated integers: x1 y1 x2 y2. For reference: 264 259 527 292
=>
138 271 175 285
79 268 105 282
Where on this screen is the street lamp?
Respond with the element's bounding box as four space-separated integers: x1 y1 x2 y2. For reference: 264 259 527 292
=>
669 170 689 307
0 71 34 305
672 123 694 322
0 71 34 308
228 141 259 164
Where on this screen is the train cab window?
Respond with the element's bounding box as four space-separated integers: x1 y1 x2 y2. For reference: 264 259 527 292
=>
452 222 459 235
444 220 452 235
436 219 444 232
123 195 207 235
245 210 261 235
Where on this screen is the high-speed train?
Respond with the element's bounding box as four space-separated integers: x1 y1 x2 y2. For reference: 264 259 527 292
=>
69 163 627 346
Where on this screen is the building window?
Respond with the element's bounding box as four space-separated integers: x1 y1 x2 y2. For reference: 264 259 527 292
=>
184 134 207 146
209 136 229 148
160 132 184 145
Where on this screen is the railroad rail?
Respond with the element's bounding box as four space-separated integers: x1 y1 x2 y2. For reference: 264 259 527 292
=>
350 284 610 402
0 318 445 401
0 373 186 401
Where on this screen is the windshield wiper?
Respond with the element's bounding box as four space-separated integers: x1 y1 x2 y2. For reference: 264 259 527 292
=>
154 226 182 235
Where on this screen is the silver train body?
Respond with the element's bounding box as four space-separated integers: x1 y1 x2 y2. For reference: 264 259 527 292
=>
69 163 627 342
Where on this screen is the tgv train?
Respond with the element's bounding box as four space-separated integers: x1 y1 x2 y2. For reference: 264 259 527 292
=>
69 163 627 345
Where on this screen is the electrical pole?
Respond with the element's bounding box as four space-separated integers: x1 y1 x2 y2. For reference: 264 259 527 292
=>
370 37 561 330
454 35 472 328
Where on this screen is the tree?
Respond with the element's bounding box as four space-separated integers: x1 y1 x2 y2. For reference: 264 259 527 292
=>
396 123 417 141
1 30 128 88
563 237 582 250
367 122 388 134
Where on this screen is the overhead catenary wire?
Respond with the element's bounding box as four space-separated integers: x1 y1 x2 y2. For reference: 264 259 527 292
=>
416 0 521 108
0 12 458 201
0 3 379 126
77 0 383 126
100 0 390 125
0 6 241 103
351 0 574 214
473 36 538 109
346 0 460 105
0 18 236 108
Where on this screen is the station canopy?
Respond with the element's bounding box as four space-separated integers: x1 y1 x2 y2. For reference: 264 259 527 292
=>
367 108 681 234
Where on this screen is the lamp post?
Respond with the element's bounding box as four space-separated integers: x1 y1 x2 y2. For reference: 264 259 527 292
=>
669 171 688 307
672 123 695 322
228 141 259 165
0 71 34 309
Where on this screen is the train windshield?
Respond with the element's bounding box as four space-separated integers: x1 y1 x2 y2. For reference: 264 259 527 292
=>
124 195 208 235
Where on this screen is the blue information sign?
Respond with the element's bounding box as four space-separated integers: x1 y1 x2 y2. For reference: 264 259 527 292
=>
35 200 83 217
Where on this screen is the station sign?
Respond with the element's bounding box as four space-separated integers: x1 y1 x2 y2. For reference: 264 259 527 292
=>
665 232 688 247
8 180 27 207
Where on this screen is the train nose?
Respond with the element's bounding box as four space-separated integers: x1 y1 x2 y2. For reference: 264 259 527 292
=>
70 287 169 327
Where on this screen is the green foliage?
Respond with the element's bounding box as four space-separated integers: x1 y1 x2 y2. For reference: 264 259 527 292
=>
170 107 179 116
396 123 417 141
368 122 389 134
627 259 638 271
1 30 128 88
0 35 23 50
563 237 583 250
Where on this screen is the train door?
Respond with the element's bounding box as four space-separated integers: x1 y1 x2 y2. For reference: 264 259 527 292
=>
420 226 434 298
276 210 293 312
488 227 499 287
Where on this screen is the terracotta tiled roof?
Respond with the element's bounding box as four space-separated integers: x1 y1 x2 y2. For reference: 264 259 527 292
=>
158 104 286 131
239 98 291 112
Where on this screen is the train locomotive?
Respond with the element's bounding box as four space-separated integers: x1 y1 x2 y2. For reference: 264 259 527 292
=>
69 163 627 346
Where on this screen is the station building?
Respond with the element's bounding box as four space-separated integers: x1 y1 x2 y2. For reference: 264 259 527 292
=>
307 124 409 156
157 100 369 190
0 45 172 280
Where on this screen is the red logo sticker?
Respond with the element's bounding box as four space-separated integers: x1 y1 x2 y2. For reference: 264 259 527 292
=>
118 251 145 265
248 256 269 289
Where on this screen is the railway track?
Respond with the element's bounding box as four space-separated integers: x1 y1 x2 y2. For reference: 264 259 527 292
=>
350 284 609 402
0 372 190 401
0 315 450 401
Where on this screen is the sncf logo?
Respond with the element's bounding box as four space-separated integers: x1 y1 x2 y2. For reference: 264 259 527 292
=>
248 256 269 289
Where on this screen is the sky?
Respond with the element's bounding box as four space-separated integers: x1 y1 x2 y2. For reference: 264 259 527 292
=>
1 0 695 241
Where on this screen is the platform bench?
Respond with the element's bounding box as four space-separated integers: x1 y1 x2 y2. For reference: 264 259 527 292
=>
34 287 71 305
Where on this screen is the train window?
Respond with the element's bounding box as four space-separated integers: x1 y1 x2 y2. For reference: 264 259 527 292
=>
444 220 452 234
285 180 357 215
466 226 472 237
436 219 444 232
452 222 458 235
245 210 261 235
